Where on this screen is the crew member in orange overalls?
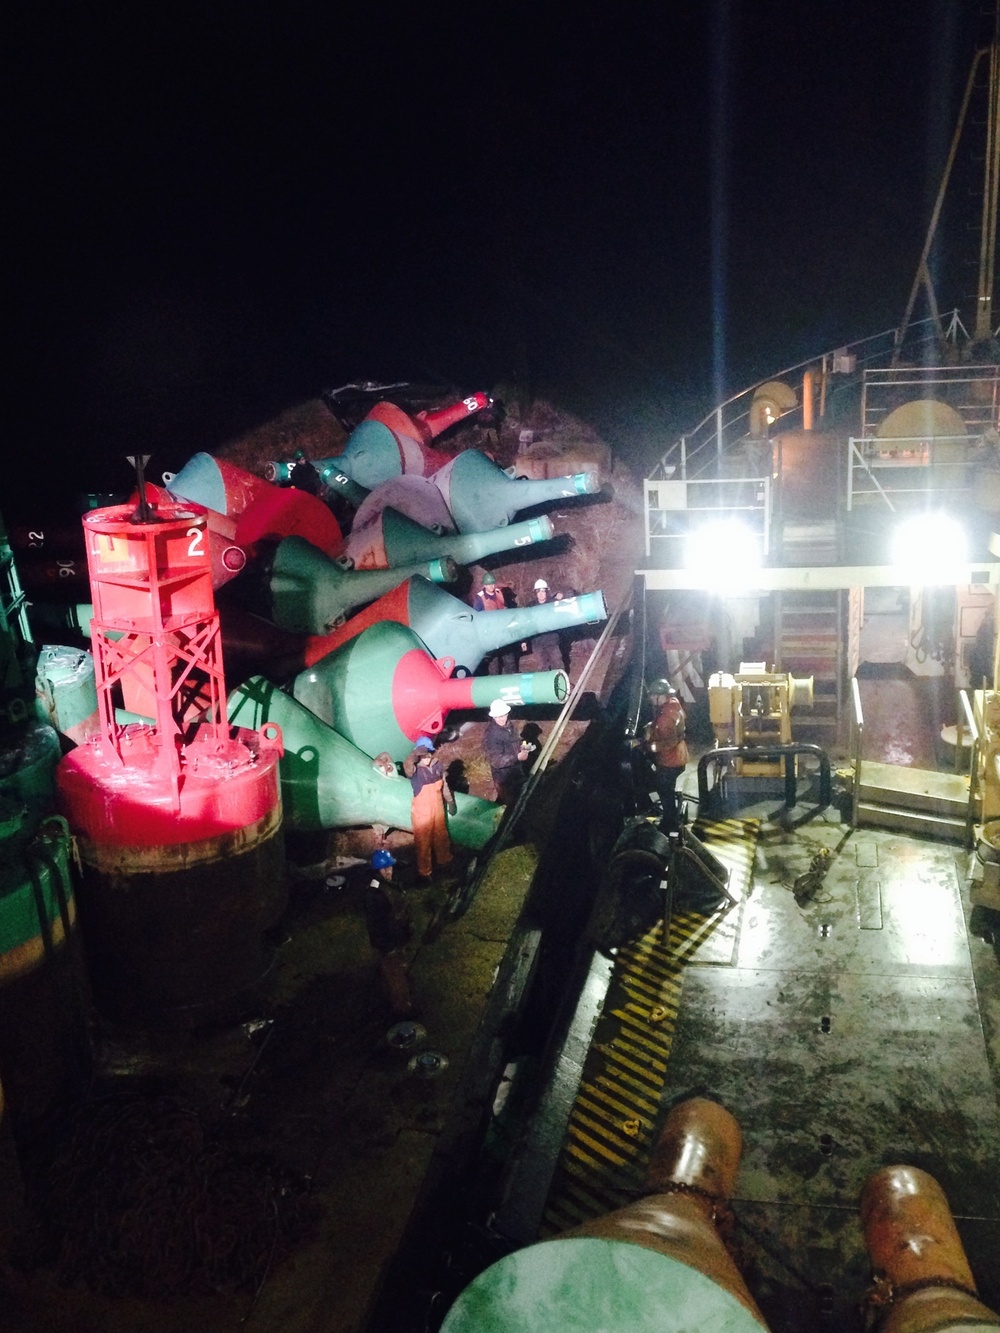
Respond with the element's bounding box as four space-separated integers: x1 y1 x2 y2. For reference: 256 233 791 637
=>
403 735 455 882
643 679 689 831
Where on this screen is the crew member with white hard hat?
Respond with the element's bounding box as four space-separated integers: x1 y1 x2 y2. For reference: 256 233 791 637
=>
523 578 565 671
483 698 533 804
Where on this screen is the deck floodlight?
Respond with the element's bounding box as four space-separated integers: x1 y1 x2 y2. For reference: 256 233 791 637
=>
891 512 968 582
683 518 763 589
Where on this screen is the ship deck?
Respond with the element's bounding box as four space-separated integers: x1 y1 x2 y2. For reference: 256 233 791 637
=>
527 799 1000 1329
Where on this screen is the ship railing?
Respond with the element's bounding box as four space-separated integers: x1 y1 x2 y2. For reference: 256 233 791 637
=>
851 675 864 829
649 315 951 486
846 434 977 512
643 474 771 562
860 362 1000 438
959 688 980 849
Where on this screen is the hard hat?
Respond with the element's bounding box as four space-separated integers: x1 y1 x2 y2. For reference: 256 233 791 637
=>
488 698 511 718
648 678 675 697
415 735 435 750
534 578 548 590
371 849 396 869
482 572 497 585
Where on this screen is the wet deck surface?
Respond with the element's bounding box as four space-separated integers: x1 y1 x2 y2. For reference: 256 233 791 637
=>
532 796 1000 1331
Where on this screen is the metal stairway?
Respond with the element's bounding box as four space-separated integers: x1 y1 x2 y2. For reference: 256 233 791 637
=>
774 589 843 746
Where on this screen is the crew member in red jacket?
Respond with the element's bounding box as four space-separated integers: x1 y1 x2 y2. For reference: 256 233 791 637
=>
643 679 689 831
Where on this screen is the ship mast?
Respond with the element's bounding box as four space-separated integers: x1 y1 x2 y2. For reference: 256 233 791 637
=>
895 12 1000 358
975 4 1000 342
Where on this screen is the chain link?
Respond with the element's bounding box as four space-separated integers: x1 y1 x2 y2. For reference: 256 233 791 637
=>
653 1179 735 1238
861 1270 982 1331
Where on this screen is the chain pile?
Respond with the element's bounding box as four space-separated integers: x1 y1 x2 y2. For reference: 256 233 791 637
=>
42 1090 315 1299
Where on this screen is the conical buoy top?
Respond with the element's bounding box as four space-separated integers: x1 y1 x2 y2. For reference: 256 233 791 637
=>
432 449 601 533
264 536 456 635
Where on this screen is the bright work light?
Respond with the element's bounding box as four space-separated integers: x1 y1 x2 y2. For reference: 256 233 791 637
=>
683 518 763 589
891 513 968 581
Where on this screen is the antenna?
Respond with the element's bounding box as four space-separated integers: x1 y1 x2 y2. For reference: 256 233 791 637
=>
126 453 160 524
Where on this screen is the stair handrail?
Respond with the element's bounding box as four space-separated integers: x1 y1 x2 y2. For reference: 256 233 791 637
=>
958 688 980 849
851 676 864 828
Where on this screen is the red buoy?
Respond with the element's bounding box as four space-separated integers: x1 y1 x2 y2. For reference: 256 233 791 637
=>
57 498 286 1025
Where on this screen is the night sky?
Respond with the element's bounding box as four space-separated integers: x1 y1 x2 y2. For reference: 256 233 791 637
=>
4 2 992 512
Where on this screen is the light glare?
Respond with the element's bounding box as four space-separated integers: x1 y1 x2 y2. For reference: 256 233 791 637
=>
891 513 968 579
684 519 762 588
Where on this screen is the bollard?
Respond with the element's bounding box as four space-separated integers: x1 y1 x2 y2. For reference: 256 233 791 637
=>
860 1165 1000 1331
441 1097 769 1331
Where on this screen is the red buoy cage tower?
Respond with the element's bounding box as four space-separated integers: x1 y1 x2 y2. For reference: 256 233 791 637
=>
85 501 227 792
57 497 287 1025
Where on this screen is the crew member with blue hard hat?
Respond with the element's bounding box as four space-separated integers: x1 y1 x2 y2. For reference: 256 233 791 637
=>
363 848 416 1018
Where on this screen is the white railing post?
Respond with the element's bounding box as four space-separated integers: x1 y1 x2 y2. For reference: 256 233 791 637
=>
851 676 864 828
847 437 855 512
716 406 724 465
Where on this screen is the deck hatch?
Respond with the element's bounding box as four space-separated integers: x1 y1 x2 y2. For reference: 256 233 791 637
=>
856 877 884 929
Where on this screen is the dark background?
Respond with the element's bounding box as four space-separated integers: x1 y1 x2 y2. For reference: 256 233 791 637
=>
4 1 992 512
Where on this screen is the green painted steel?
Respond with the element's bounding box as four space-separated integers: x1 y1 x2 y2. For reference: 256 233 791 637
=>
436 450 601 533
269 536 455 634
0 509 35 701
166 452 228 514
296 622 405 753
228 676 502 847
379 509 553 568
312 420 401 490
0 720 60 825
405 578 609 674
314 464 370 507
291 621 569 760
35 645 98 740
440 1237 765 1332
0 810 74 964
465 669 569 711
265 454 370 506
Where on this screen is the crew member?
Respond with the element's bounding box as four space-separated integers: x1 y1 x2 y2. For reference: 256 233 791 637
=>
643 679 689 831
363 850 416 1018
483 698 532 803
403 735 455 882
473 571 518 673
524 578 564 671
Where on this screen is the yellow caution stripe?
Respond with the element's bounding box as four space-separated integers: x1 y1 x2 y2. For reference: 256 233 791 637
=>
541 818 759 1236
